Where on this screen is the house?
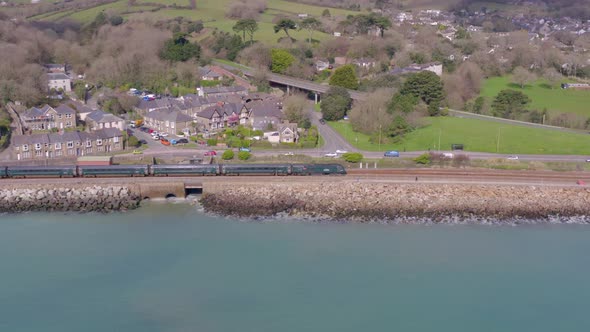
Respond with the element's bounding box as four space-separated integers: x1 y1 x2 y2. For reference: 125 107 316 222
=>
12 128 123 160
333 32 342 37
47 73 71 92
85 110 125 131
352 58 377 69
43 63 67 73
198 66 223 81
315 59 331 71
21 104 76 131
278 121 299 143
298 13 308 18
196 102 242 131
390 62 443 77
244 100 284 130
143 109 194 136
197 85 248 98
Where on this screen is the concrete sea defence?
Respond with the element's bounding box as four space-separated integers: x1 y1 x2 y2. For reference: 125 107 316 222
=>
200 182 590 222
0 184 141 213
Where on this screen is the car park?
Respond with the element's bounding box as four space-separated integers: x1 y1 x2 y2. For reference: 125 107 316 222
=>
384 150 400 157
324 152 338 158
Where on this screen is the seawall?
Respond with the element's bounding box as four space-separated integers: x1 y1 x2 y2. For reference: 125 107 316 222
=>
0 184 141 213
200 181 590 222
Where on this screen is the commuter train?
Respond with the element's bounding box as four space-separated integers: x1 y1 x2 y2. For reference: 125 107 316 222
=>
0 163 347 178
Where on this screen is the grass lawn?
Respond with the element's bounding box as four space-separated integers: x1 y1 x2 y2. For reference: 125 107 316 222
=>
480 76 590 117
329 117 590 155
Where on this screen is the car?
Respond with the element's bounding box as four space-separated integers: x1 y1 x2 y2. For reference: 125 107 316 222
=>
160 132 168 137
177 138 189 144
384 150 400 157
170 139 177 145
319 118 326 125
148 129 154 134
160 139 170 146
284 152 294 156
586 159 590 162
324 152 338 158
239 147 251 152
204 150 217 156
139 139 147 145
132 150 143 155
335 149 348 154
507 155 519 160
128 123 136 128
152 135 160 140
343 116 349 120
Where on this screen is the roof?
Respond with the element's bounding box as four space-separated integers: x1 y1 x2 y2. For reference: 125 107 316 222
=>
47 73 70 80
22 105 53 119
247 101 284 119
54 104 76 114
202 85 247 95
145 109 193 122
64 101 94 114
12 129 122 145
198 66 222 78
86 110 123 123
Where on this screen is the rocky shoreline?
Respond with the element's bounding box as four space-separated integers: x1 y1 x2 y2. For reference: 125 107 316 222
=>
0 184 141 213
200 182 590 223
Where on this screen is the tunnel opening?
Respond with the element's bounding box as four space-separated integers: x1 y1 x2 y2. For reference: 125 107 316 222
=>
185 187 203 196
165 193 177 199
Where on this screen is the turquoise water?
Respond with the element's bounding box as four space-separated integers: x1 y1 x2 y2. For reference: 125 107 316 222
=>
1 204 590 332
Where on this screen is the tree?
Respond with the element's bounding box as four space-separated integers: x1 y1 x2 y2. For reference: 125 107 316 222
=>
233 19 258 44
491 89 531 118
270 49 294 74
273 18 297 39
373 15 392 38
222 149 235 160
128 136 139 148
109 15 123 26
329 64 359 90
388 93 418 114
350 89 392 134
238 151 251 160
320 86 352 121
322 9 331 17
160 33 201 62
400 71 444 106
283 94 308 124
387 115 411 138
543 67 562 89
300 17 322 43
512 66 535 88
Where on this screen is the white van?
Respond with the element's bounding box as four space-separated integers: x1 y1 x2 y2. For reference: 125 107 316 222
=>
442 153 454 159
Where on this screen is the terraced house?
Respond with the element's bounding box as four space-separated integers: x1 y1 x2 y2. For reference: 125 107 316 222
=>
21 104 77 131
143 109 194 136
12 128 123 161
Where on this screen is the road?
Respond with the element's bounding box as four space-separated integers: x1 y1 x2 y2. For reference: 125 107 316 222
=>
308 106 356 155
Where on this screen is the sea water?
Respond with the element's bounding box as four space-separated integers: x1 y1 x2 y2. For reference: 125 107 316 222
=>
1 203 589 332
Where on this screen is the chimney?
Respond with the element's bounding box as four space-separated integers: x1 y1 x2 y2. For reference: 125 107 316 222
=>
197 87 204 97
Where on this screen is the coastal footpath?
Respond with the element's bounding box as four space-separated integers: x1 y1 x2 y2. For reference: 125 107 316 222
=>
0 184 141 213
201 181 590 222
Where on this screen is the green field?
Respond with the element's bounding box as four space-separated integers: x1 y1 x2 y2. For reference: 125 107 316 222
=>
28 0 357 45
480 76 590 116
329 117 590 155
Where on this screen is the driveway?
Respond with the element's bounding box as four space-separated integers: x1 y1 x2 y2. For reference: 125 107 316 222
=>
308 105 357 155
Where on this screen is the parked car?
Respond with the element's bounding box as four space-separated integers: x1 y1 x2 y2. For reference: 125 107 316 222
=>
284 152 294 156
177 138 189 144
139 139 147 145
384 150 400 157
343 116 349 120
239 147 251 152
507 155 519 160
204 150 217 156
148 129 154 134
160 139 170 146
152 135 160 140
441 153 454 159
319 118 326 125
170 139 177 145
335 149 348 154
160 132 168 137
324 152 338 158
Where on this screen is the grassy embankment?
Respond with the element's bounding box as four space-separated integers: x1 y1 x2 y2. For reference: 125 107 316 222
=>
28 0 358 45
480 76 590 117
329 117 590 155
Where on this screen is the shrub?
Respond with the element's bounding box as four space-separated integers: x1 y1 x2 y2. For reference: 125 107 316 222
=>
414 153 431 165
238 151 251 160
128 136 140 148
206 139 218 146
452 154 470 168
342 152 363 163
222 149 235 160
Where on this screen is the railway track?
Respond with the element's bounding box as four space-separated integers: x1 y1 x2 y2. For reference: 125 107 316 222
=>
347 168 590 181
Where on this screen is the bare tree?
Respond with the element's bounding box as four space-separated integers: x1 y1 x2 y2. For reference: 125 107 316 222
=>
543 67 562 89
283 94 308 124
349 89 393 134
512 66 536 88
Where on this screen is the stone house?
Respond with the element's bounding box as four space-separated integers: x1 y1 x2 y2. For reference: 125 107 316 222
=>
43 63 67 73
12 128 123 160
278 121 299 143
22 104 76 131
196 102 242 131
47 73 71 92
143 109 194 135
198 85 248 98
198 66 223 81
85 110 126 131
244 100 284 130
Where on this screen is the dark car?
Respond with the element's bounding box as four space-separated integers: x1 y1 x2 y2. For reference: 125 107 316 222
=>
139 139 148 145
319 118 326 124
177 138 189 144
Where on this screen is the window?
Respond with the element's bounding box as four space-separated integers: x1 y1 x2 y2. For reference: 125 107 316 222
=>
67 141 74 148
58 114 62 119
23 144 29 152
35 150 42 157
97 139 103 146
35 143 41 150
55 143 62 150
66 114 72 119
171 123 175 129
86 148 92 154
23 151 31 159
55 150 62 157
97 146 104 152
66 121 72 127
86 140 92 147
68 149 75 156
113 136 120 143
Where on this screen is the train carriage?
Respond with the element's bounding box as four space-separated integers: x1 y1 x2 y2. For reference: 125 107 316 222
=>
291 164 312 176
6 165 77 178
78 165 148 177
221 164 291 176
305 164 347 175
150 164 220 176
0 166 7 178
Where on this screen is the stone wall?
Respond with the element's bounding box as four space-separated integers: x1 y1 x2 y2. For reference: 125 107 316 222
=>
0 184 141 213
200 182 590 222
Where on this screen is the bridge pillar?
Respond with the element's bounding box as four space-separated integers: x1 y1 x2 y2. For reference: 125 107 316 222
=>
287 85 290 95
314 92 318 104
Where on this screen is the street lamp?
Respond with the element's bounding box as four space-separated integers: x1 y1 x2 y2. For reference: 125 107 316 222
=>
496 127 504 153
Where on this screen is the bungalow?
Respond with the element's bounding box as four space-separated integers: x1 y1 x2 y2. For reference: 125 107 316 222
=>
12 128 123 160
22 103 76 131
85 110 126 131
198 66 223 81
47 73 71 92
143 109 194 136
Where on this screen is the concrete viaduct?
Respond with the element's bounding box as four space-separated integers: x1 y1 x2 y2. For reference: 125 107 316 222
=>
213 60 367 102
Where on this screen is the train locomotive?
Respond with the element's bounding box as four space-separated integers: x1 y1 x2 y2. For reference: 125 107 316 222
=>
0 163 346 178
